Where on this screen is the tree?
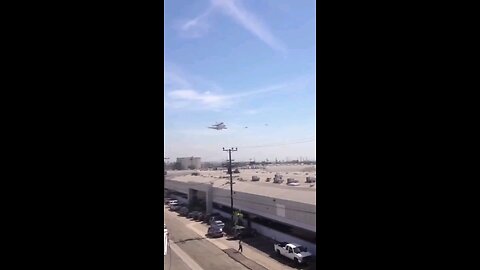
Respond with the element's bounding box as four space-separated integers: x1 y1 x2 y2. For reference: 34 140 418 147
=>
233 210 243 226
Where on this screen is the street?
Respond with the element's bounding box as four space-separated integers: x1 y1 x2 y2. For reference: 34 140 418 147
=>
164 244 191 270
164 205 315 270
164 206 248 270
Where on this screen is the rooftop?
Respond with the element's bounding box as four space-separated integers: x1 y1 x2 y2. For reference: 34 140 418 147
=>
167 165 316 205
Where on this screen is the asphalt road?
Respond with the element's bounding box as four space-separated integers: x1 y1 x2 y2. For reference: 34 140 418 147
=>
164 207 247 270
164 244 191 270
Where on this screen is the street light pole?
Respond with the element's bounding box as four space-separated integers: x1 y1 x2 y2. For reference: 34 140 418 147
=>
223 147 237 226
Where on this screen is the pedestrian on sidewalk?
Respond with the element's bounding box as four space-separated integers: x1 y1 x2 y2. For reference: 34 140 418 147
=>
238 239 243 253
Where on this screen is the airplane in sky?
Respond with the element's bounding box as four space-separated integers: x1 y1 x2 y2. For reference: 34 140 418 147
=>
208 122 227 130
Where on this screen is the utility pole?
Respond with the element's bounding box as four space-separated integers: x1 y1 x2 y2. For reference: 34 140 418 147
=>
164 158 169 174
223 147 237 227
163 158 169 198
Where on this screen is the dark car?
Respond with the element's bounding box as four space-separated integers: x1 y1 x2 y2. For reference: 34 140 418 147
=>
192 211 203 220
195 212 205 221
202 214 211 223
207 226 224 238
179 207 189 216
187 211 200 219
169 202 180 211
210 220 225 229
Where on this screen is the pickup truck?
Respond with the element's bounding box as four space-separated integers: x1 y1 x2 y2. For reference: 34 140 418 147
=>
274 242 312 265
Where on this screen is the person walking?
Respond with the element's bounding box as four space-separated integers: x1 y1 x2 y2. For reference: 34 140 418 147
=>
238 239 243 253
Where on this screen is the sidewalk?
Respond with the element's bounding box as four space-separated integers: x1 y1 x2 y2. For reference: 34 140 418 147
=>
223 248 268 270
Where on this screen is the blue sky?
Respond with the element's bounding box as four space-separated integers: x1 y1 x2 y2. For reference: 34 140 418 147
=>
164 0 316 162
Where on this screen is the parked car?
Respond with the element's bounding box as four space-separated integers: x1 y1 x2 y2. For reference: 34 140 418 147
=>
168 200 179 208
195 212 205 221
207 226 224 238
191 211 202 220
188 211 200 219
211 220 225 228
202 214 212 223
274 242 312 265
169 202 179 211
179 207 189 216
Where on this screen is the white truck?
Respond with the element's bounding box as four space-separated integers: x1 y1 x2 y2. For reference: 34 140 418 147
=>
274 242 312 265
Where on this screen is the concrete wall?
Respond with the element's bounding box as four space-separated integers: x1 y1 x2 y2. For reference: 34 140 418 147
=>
275 199 316 232
212 208 231 219
196 190 206 200
165 180 190 194
206 186 213 214
212 187 316 232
